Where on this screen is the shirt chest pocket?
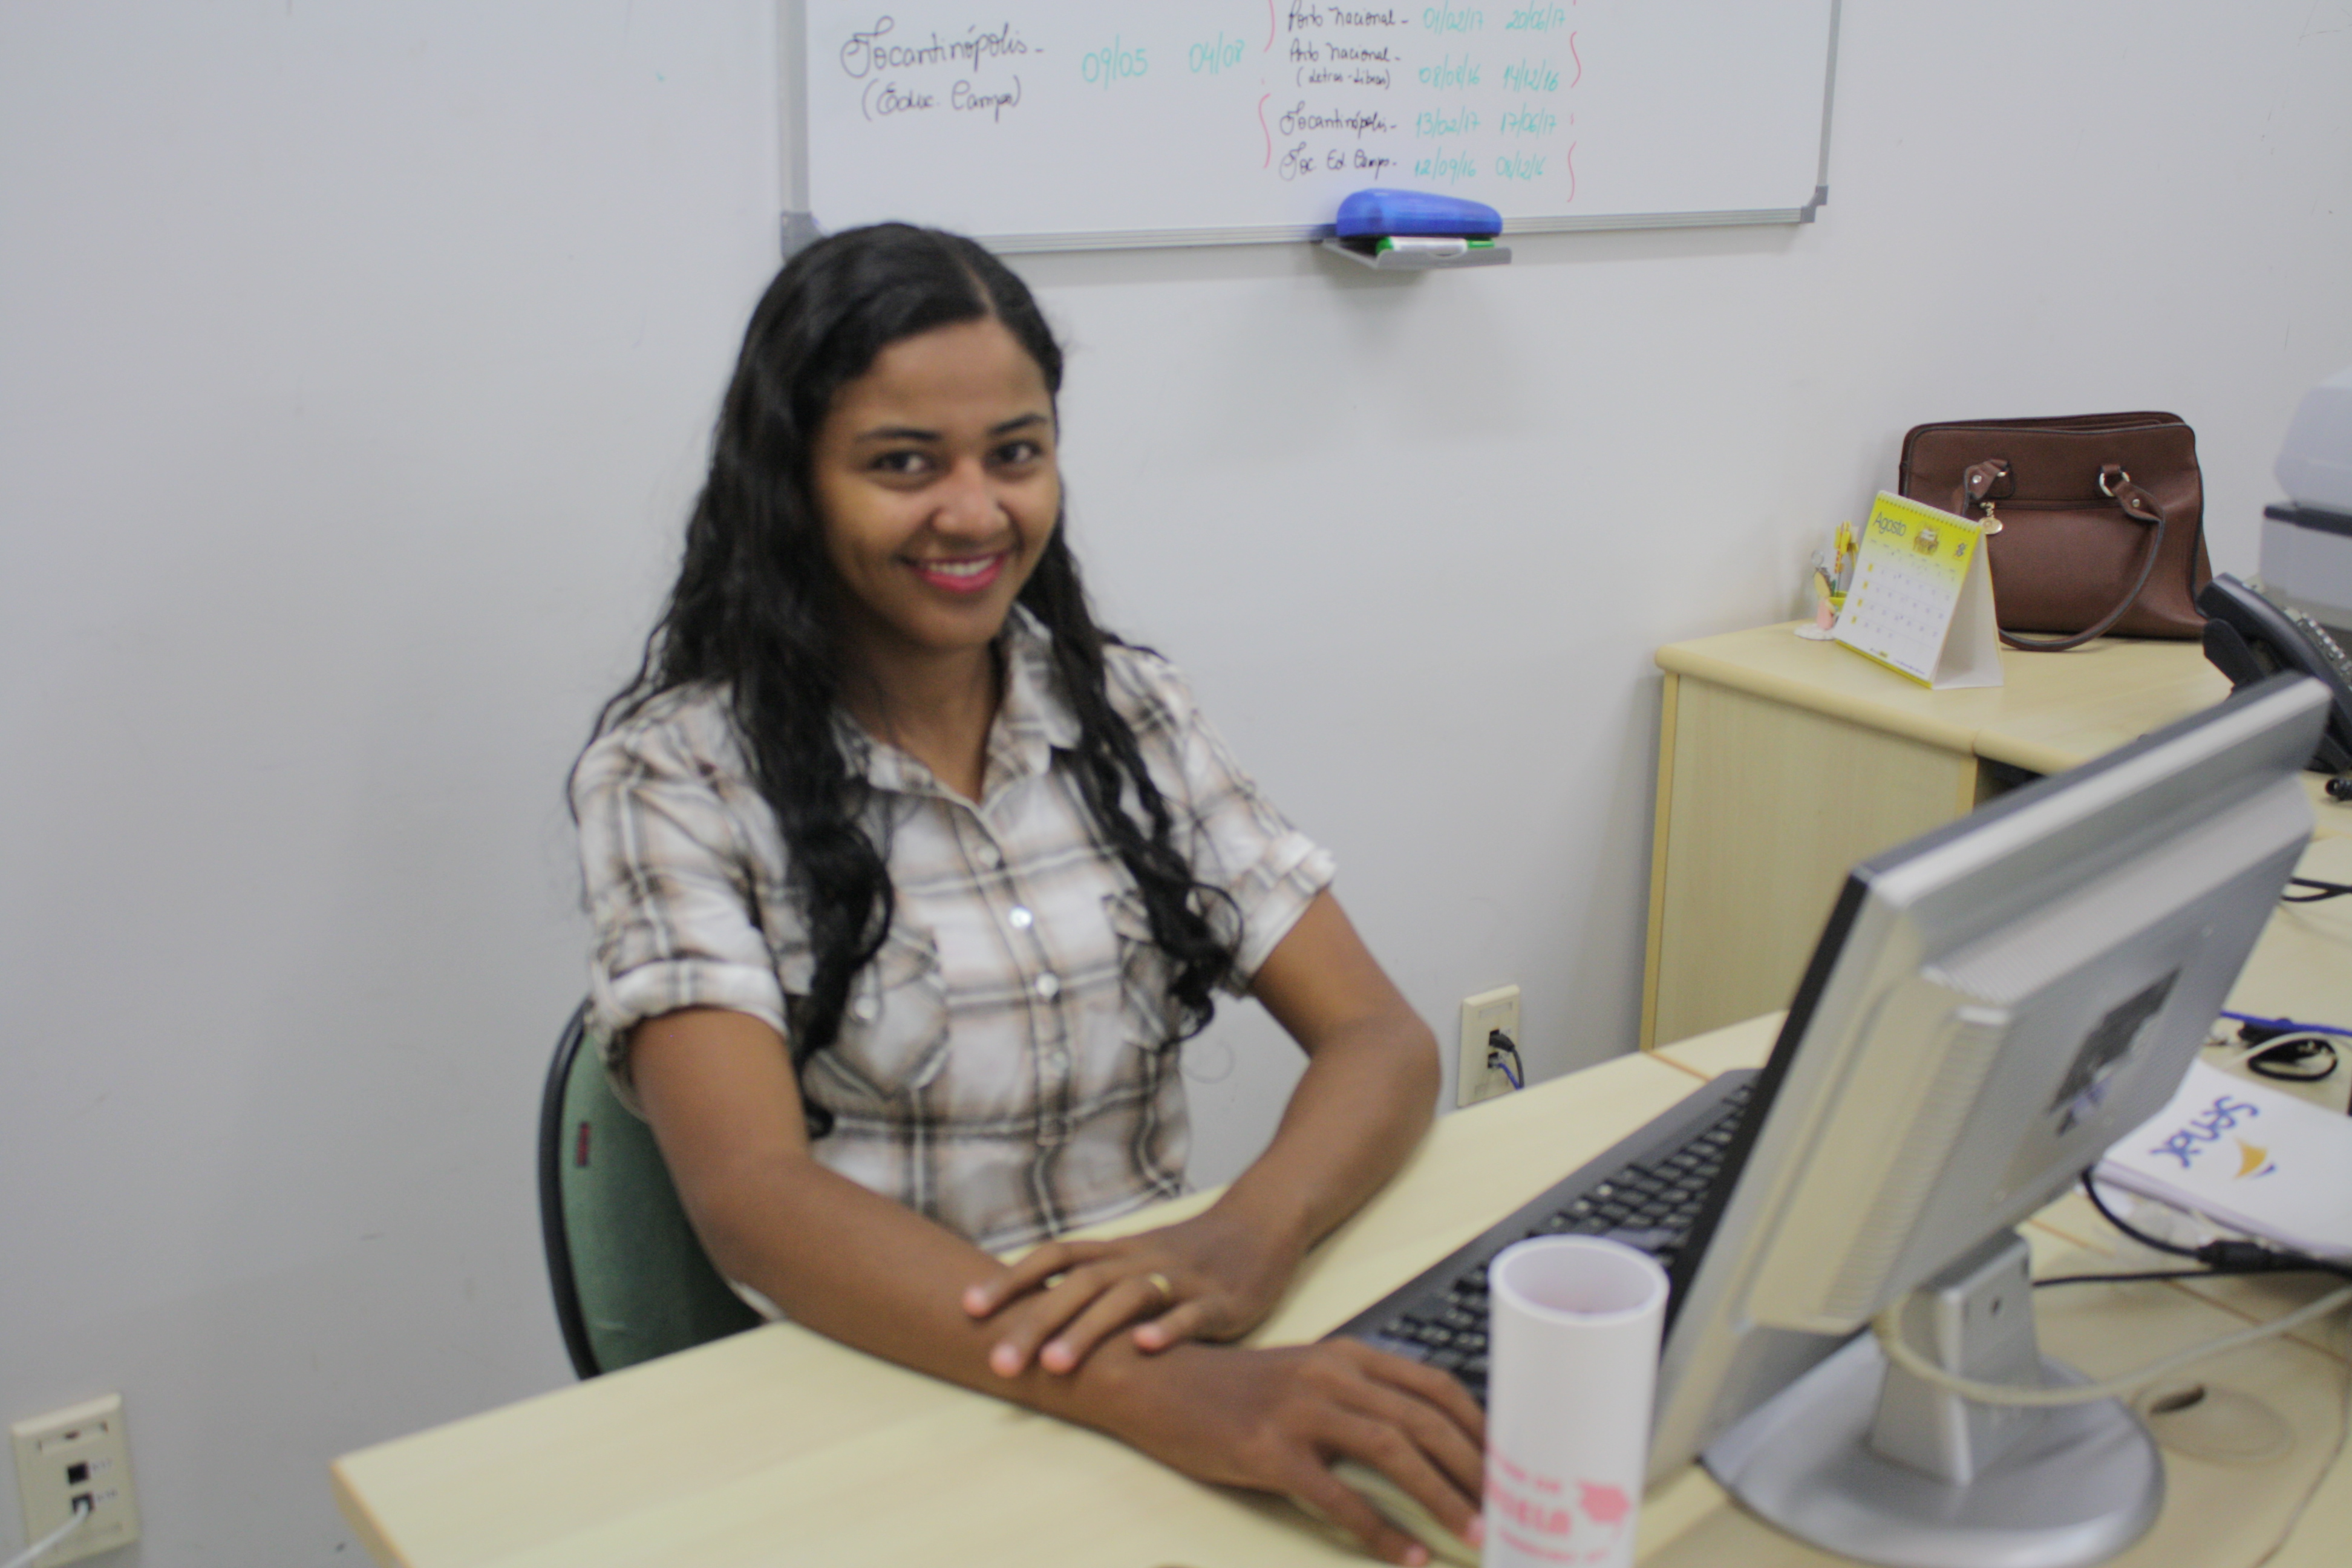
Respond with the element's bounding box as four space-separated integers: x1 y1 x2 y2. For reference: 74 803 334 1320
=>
1104 889 1182 1053
817 925 953 1101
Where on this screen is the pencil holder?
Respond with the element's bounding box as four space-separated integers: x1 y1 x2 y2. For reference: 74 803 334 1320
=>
1482 1238 1668 1568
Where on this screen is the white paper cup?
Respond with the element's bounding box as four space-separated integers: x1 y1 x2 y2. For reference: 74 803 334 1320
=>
1481 1237 1669 1568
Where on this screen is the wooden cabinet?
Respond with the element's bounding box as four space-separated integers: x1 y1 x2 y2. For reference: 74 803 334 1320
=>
1637 624 2344 1051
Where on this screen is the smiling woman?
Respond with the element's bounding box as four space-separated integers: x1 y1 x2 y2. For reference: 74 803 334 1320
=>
812 316 1062 759
568 224 1478 1566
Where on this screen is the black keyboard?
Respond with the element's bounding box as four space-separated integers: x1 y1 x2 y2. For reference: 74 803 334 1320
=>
1328 1073 1756 1404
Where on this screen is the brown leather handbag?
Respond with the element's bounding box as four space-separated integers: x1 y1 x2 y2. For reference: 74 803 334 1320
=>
1898 412 2212 650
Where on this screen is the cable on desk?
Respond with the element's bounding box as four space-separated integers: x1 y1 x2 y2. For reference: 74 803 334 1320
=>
1873 1281 2352 1408
2033 1267 2227 1289
2243 1031 2340 1082
1 1500 88 1568
2082 1172 2352 1279
1872 1177 2352 1408
2027 1240 2352 1560
2218 1011 2348 1083
2283 875 2352 903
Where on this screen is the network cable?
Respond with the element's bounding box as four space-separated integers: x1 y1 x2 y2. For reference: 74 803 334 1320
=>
1872 1175 2352 1408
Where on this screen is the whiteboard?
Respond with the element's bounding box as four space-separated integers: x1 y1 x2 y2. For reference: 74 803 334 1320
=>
789 1 1841 252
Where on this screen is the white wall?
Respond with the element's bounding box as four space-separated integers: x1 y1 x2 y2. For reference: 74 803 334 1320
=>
2 3 2346 1561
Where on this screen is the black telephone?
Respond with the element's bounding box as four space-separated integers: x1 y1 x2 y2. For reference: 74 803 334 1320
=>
2198 573 2352 775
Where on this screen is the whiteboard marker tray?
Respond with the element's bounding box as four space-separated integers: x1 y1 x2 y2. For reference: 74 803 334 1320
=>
1320 238 1512 272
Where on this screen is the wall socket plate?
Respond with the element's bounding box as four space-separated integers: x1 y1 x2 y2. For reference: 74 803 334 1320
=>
11 1394 140 1565
1457 985 1522 1108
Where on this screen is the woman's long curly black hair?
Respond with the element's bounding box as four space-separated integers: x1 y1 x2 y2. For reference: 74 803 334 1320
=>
587 223 1238 1135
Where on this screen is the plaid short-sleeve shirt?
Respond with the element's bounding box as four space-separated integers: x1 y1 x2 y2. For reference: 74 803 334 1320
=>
572 610 1334 1253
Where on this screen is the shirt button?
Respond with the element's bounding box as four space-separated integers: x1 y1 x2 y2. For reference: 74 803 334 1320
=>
1034 972 1060 1000
976 841 1002 869
1007 904 1034 930
1045 1048 1068 1072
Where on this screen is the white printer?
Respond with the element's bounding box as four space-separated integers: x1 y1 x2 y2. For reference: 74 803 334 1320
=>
2262 365 2352 638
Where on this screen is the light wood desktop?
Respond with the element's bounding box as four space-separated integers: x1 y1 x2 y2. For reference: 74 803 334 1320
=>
1641 624 2352 1052
332 1051 1713 1568
334 837 2352 1568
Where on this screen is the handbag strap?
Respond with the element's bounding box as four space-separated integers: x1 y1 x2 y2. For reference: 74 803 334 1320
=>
1950 460 2173 652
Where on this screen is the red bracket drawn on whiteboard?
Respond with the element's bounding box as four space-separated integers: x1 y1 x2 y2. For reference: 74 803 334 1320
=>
1266 0 1276 51
1259 94 1273 166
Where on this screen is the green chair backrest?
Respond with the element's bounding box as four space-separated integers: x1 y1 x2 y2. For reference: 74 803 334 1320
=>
538 1004 762 1377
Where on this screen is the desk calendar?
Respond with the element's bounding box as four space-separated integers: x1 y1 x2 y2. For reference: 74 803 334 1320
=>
1833 491 2004 688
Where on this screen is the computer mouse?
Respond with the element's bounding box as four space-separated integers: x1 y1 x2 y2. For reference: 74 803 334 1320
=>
1327 1459 1480 1566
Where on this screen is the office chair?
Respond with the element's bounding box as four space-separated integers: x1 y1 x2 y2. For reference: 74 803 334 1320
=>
538 1002 762 1378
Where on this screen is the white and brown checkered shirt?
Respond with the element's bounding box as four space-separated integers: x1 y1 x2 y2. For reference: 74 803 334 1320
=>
573 610 1334 1253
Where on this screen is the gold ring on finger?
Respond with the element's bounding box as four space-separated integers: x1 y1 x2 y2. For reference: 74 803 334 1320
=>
1145 1271 1174 1304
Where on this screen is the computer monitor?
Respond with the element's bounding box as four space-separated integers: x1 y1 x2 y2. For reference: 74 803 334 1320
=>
1646 672 2328 1567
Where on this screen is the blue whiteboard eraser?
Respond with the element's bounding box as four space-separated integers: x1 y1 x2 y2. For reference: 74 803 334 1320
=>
1334 188 1503 238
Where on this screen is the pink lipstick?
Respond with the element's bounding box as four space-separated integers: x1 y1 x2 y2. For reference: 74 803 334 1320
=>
909 552 1008 595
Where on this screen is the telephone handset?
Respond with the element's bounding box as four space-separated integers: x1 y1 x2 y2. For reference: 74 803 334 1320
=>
2197 573 2352 774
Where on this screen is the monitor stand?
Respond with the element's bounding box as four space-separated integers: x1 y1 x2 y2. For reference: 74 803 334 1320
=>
1702 1232 2163 1568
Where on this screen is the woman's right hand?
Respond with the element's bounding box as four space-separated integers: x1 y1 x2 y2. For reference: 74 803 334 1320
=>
1105 1338 1486 1567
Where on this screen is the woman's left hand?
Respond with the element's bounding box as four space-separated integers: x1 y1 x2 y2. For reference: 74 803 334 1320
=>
962 1207 1302 1376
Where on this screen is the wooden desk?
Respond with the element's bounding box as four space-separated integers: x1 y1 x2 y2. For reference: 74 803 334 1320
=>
334 995 2352 1566
1641 624 2352 1051
332 1053 1714 1568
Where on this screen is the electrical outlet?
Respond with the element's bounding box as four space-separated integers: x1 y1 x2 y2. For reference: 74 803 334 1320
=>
11 1394 139 1566
1457 985 1523 1108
